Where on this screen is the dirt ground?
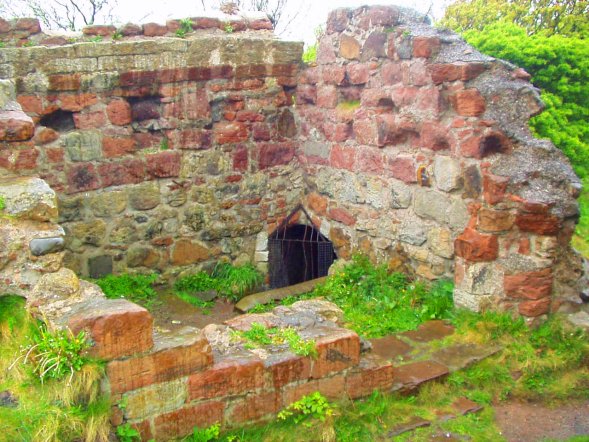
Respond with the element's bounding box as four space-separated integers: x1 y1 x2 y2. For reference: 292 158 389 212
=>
494 400 589 441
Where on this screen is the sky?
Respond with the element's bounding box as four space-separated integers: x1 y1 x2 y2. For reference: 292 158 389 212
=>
114 0 450 45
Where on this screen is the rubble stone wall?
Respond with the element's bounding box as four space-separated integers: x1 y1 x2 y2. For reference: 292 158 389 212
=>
296 6 583 317
0 24 304 280
0 6 584 316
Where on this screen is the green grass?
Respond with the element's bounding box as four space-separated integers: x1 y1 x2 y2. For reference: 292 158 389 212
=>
92 273 159 309
174 263 263 303
310 255 454 338
0 295 110 442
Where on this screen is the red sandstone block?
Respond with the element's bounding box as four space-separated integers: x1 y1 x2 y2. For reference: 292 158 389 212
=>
451 89 486 117
67 298 153 361
353 118 378 145
48 74 81 91
187 354 267 401
119 71 159 88
0 111 35 141
388 155 416 184
99 159 145 187
258 142 295 169
323 122 352 142
346 354 394 399
429 63 487 85
15 18 41 34
330 144 356 170
328 207 356 227
58 93 98 112
282 375 346 406
307 192 328 216
66 163 101 193
419 121 450 151
504 268 553 300
171 129 212 150
454 228 498 262
106 100 132 126
377 114 417 146
252 123 272 141
248 18 274 30
73 111 106 129
357 148 384 174
46 147 65 163
317 85 338 109
347 63 370 85
233 145 248 172
103 136 136 157
302 327 360 378
236 110 264 122
392 360 449 393
146 151 181 178
120 23 143 36
153 401 224 441
518 297 551 317
266 351 312 389
296 85 317 104
192 17 222 29
413 36 440 58
235 64 267 79
214 121 248 144
34 127 59 145
17 95 43 114
106 328 212 395
82 24 116 36
14 148 39 169
143 22 167 36
381 62 404 85
322 66 346 85
483 173 510 205
515 212 562 236
226 392 279 425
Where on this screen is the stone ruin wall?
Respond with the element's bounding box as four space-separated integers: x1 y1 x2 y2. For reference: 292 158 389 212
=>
296 6 585 318
0 5 587 440
0 7 586 315
0 18 305 282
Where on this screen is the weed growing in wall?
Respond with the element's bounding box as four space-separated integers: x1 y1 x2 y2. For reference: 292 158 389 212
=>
176 18 193 38
234 322 318 358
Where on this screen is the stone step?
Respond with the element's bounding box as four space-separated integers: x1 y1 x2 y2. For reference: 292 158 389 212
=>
235 276 328 312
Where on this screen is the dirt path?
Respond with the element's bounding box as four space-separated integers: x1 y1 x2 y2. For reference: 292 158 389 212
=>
494 400 589 441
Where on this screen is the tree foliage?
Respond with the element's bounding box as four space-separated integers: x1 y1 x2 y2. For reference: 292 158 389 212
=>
441 0 589 37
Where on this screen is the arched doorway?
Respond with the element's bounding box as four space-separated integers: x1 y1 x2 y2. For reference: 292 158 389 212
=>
268 206 336 289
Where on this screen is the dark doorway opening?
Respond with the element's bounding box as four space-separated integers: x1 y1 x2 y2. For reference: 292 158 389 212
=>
268 206 336 289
